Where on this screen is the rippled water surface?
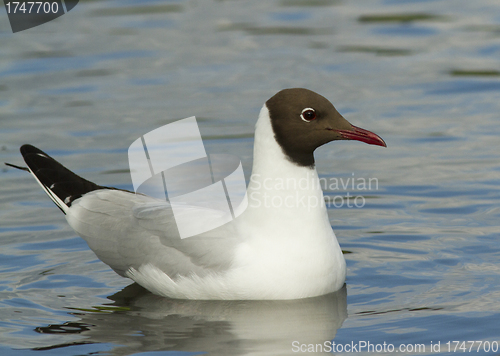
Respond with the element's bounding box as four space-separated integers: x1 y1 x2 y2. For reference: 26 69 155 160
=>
1 0 500 355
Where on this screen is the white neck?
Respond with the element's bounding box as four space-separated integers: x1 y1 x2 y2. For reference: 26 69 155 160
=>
250 105 316 185
244 105 329 234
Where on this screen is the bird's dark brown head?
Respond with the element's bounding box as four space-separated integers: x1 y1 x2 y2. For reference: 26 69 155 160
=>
266 88 386 167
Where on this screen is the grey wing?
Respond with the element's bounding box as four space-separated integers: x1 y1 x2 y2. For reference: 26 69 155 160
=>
65 190 240 278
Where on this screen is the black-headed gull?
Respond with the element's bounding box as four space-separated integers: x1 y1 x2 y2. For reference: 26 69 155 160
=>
8 88 386 300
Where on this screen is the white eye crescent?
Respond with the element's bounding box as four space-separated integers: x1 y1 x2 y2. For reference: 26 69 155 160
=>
300 108 316 122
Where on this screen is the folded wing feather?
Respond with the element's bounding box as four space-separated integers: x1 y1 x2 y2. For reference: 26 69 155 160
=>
66 190 241 279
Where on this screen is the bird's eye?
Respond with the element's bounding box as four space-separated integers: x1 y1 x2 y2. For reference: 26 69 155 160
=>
300 108 316 122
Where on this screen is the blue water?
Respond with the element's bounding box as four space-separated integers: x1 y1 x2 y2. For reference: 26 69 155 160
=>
1 0 500 355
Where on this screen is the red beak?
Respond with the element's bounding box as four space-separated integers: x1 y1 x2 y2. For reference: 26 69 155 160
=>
336 125 387 147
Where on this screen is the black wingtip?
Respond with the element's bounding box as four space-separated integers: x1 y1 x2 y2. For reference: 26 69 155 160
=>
17 144 132 214
19 144 107 211
20 144 45 156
